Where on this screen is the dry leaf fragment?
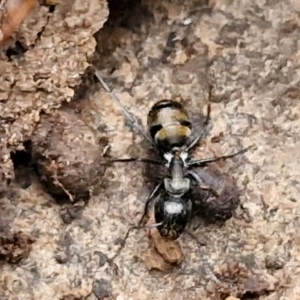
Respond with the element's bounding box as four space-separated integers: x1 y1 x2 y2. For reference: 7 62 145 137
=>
148 227 183 264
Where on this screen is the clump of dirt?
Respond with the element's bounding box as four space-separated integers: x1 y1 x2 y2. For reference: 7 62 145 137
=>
31 106 108 202
211 261 274 300
192 167 241 223
0 231 35 263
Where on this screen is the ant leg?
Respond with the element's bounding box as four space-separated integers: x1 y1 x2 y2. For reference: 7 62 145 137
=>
109 221 163 263
187 170 219 197
95 71 157 148
187 145 254 168
186 85 212 152
235 203 253 223
109 224 142 262
108 157 162 165
138 181 163 226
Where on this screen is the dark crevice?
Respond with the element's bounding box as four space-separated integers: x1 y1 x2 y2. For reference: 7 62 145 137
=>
219 291 272 300
241 293 260 299
71 66 100 103
36 22 47 41
48 5 56 13
91 0 154 81
5 41 28 60
10 141 33 189
35 4 55 43
106 0 146 29
10 141 32 168
240 291 272 299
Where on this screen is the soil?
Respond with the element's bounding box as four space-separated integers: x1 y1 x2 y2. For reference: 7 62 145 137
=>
1 0 300 299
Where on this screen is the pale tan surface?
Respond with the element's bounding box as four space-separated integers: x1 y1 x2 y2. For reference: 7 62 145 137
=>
1 0 300 299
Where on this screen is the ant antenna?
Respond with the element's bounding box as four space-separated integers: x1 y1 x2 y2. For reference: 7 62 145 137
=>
95 71 156 148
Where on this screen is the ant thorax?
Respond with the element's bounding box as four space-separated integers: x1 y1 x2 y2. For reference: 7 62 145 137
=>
163 150 190 196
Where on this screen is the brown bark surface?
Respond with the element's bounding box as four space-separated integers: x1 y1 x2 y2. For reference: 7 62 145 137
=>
1 0 299 299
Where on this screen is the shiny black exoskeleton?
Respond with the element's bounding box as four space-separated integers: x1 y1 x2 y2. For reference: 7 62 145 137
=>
154 190 192 240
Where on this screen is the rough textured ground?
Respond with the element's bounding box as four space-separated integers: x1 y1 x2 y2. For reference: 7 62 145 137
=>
1 0 300 299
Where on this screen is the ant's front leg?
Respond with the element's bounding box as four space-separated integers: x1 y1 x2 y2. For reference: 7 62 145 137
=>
187 145 254 168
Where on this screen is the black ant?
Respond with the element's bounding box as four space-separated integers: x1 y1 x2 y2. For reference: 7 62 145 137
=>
95 72 252 247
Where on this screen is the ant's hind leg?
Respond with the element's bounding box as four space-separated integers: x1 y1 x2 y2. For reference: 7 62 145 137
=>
138 181 163 226
108 182 163 263
109 220 164 262
109 225 141 262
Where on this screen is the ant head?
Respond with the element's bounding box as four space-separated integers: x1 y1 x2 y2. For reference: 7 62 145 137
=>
154 192 192 240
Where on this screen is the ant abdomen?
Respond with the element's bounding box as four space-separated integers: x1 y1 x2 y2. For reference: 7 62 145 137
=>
147 99 192 153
